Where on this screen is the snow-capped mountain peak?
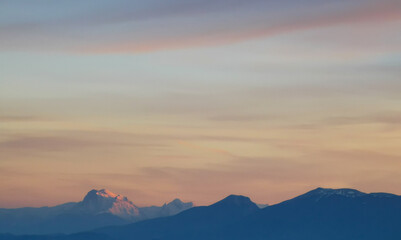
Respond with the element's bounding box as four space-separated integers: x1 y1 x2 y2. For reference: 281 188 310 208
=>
298 187 367 202
313 188 365 198
95 189 120 198
79 189 139 220
159 198 193 216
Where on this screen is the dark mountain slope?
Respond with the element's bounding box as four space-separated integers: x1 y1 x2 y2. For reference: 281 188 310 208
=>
215 188 401 240
95 194 260 240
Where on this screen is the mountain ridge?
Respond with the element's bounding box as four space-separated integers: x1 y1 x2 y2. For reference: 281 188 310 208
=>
0 189 193 235
93 187 401 240
1 187 401 240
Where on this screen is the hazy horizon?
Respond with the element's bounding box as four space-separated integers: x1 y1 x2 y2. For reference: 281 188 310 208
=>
1 0 400 208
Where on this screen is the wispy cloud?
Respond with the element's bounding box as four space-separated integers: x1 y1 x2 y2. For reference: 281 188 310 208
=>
323 112 401 126
209 114 276 122
0 115 48 122
1 0 399 53
0 136 105 151
0 131 165 152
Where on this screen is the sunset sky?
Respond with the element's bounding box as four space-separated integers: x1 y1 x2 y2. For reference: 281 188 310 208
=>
0 0 400 208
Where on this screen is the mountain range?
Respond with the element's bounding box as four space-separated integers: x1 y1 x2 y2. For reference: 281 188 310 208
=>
0 189 193 235
1 187 400 240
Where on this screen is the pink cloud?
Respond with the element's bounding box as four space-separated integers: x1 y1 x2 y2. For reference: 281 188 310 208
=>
79 1 401 54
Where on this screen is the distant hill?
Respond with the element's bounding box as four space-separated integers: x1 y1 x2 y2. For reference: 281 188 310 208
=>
0 189 193 235
96 194 260 240
213 188 401 240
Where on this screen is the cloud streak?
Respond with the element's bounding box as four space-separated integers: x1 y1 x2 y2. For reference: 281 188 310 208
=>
0 0 399 53
323 112 401 126
0 115 43 122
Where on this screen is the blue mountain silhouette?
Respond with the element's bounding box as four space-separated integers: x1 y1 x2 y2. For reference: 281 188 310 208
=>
1 188 401 240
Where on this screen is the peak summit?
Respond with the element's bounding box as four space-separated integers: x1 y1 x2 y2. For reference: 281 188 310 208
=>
310 188 365 197
85 189 124 200
296 188 367 202
80 189 139 220
170 198 183 204
166 198 192 208
221 195 252 203
156 198 193 217
212 195 259 211
96 189 119 198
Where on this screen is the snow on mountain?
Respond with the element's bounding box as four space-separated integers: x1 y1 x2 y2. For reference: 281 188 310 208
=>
160 198 193 216
139 198 193 218
0 188 194 235
312 187 365 197
301 187 366 201
78 189 140 220
78 189 194 221
290 187 389 204
256 203 269 209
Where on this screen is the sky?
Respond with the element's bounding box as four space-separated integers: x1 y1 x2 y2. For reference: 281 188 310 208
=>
0 0 400 208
